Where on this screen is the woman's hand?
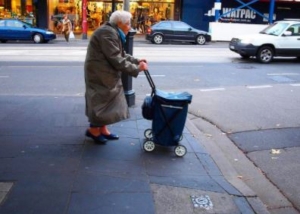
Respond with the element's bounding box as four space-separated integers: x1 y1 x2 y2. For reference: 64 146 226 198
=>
138 61 148 71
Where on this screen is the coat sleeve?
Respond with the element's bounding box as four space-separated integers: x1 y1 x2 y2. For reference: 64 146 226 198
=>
124 52 139 64
100 29 140 77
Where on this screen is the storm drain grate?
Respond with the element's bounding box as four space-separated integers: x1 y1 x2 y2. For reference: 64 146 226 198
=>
269 76 295 83
191 195 213 210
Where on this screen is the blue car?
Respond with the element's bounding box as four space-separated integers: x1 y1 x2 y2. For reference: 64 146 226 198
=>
0 19 56 43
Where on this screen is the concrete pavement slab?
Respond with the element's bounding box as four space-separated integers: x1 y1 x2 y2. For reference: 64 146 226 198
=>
68 192 155 214
229 128 300 152
151 184 245 214
0 182 13 205
248 148 300 212
185 113 292 213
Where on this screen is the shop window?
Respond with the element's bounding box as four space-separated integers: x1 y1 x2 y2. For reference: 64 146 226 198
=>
49 0 79 33
130 1 174 33
48 0 175 34
0 0 35 25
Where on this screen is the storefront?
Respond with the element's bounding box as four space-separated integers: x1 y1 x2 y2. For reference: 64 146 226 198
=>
0 0 35 24
182 0 300 32
218 0 300 24
48 0 176 34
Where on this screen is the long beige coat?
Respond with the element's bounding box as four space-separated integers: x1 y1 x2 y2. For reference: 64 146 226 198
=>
84 22 140 126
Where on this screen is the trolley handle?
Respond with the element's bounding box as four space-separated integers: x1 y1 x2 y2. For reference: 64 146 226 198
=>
144 70 156 94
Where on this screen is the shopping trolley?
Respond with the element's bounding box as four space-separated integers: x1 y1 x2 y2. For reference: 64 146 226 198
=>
141 70 192 157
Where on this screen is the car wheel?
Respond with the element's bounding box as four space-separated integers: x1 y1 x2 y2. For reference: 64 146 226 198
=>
256 46 274 63
33 33 43 43
0 40 7 43
196 35 206 45
240 54 250 59
153 34 163 44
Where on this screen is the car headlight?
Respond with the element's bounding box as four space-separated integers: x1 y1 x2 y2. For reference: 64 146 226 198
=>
46 31 54 34
240 39 252 44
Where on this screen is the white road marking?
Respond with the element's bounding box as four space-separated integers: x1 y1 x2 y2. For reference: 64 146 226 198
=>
267 73 299 76
6 66 82 68
0 47 236 63
290 83 300 86
0 76 9 78
199 88 225 92
140 75 166 77
246 85 272 89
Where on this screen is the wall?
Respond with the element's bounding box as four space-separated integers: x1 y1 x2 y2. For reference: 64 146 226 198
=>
35 0 47 28
181 0 214 31
220 1 300 24
182 0 300 32
209 22 268 41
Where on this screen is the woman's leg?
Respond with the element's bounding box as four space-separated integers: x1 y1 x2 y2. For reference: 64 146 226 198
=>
88 127 101 136
65 32 70 42
100 126 110 135
100 126 119 140
86 124 107 143
87 124 118 140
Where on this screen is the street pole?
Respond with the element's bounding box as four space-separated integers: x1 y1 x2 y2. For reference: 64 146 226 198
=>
214 0 221 22
269 0 275 24
122 0 136 107
112 0 116 12
82 0 88 39
123 0 130 11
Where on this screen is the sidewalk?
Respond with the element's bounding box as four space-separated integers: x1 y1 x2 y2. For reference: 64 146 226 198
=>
55 33 146 43
0 95 269 214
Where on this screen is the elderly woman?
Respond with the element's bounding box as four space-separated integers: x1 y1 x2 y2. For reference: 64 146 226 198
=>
84 10 148 144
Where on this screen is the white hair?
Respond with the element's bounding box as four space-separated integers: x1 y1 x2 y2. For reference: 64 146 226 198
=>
109 10 132 24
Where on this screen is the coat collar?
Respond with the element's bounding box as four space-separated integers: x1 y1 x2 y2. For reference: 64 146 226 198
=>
106 22 126 47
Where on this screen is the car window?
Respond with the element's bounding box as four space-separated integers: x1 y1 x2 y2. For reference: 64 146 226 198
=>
260 22 289 36
287 24 300 36
173 22 190 30
156 22 172 29
0 20 5 27
6 20 24 28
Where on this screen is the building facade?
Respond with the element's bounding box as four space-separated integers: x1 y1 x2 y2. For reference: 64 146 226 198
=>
182 0 300 32
48 0 181 34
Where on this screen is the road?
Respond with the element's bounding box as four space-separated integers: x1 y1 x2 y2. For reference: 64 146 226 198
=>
0 41 300 213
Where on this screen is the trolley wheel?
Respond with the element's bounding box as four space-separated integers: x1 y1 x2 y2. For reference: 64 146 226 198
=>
144 129 153 139
143 140 155 152
174 145 187 157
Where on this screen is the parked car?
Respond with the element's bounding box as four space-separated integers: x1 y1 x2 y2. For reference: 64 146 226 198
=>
0 19 56 44
229 19 300 63
145 20 211 45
